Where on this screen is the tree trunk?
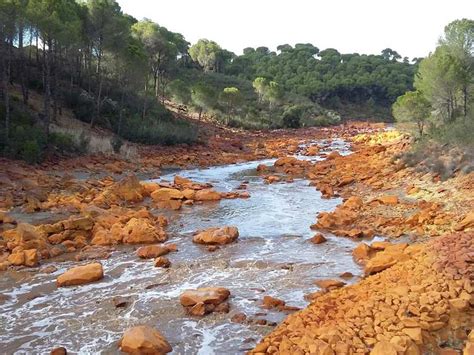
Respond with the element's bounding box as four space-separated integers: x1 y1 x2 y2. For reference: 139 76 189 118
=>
43 39 52 141
142 78 148 119
0 36 10 145
18 20 28 104
118 90 125 135
91 45 103 128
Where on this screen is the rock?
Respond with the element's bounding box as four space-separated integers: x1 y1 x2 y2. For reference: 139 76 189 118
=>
371 341 398 355
62 217 94 231
343 196 363 209
315 279 346 291
454 212 474 231
109 174 145 202
449 298 470 310
364 253 398 275
112 296 131 308
57 263 104 287
377 195 399 205
310 234 327 244
231 312 247 323
174 175 193 186
187 302 206 316
326 151 341 160
402 328 423 345
180 287 230 307
193 226 239 245
24 249 39 267
262 296 285 309
119 325 172 354
194 189 221 201
154 256 171 268
207 245 219 252
50 347 67 355
122 218 167 244
41 265 58 274
150 188 184 201
7 252 25 266
274 156 298 166
352 243 373 262
75 246 112 261
256 164 269 172
339 271 354 279
136 245 170 259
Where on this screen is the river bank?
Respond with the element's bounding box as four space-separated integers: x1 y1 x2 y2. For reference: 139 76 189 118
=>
0 123 472 354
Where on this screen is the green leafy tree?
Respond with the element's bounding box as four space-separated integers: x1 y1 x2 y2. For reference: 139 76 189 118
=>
415 46 461 123
439 19 474 117
252 77 267 102
168 79 191 105
392 91 431 137
220 87 241 114
191 84 217 119
189 39 222 72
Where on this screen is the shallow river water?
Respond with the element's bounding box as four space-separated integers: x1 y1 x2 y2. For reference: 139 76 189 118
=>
0 139 364 354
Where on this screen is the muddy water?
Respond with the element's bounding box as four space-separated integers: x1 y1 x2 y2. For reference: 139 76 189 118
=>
0 139 363 354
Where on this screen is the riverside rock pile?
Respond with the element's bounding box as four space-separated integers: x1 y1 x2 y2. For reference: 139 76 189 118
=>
251 232 473 354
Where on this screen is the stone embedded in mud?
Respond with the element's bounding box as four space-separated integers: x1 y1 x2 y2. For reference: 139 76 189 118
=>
180 287 230 307
150 188 184 201
315 279 346 291
136 245 170 259
194 189 221 201
256 163 269 172
310 234 327 244
119 325 172 354
193 226 239 245
57 262 104 287
154 256 171 268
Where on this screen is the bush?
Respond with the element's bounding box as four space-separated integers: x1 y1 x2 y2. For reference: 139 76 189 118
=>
49 132 77 154
120 117 198 145
282 105 304 128
111 136 123 154
20 140 42 164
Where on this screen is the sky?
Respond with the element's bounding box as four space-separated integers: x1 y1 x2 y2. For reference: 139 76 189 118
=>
118 0 474 59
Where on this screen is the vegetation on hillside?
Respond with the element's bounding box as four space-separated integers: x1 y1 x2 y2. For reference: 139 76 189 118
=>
393 19 474 178
0 0 425 163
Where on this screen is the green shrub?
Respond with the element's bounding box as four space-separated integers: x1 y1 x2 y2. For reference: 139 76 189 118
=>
120 117 198 145
49 132 77 153
20 140 42 164
111 136 124 154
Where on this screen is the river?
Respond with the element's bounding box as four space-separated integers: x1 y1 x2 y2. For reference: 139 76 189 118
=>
0 138 363 354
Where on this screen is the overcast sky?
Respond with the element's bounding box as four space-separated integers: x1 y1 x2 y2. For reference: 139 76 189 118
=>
117 0 474 59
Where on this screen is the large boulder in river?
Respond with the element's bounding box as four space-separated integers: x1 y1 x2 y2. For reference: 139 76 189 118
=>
194 189 221 201
193 226 239 245
57 263 103 287
180 287 230 307
150 188 184 201
136 245 170 259
119 325 172 354
180 287 231 316
122 218 167 244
